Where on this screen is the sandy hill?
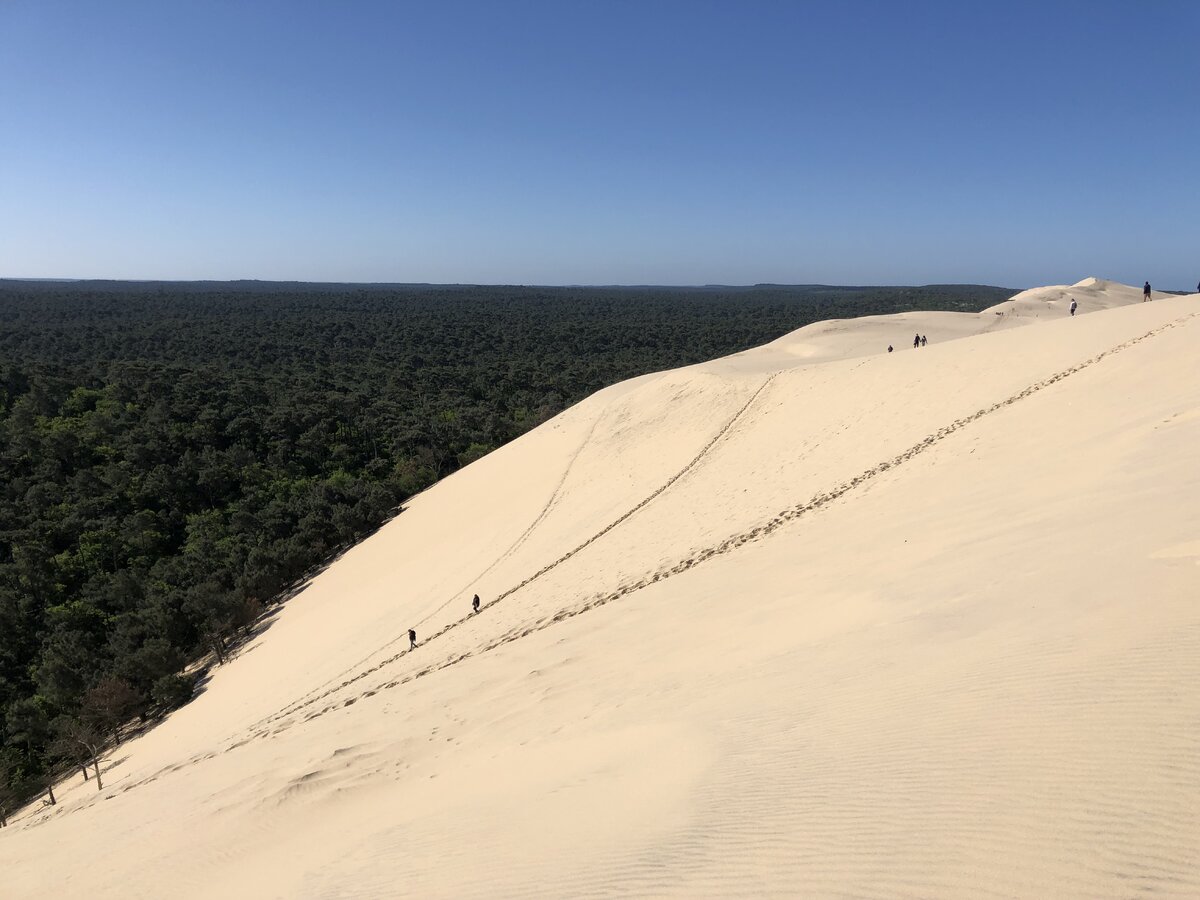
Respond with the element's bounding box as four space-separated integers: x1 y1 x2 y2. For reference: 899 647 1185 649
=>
2 280 1198 897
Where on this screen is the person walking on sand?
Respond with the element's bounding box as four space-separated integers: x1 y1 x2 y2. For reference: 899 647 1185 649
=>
408 628 417 649
920 335 927 346
1144 281 1152 301
913 333 920 349
887 344 893 353
472 594 481 614
1070 298 1077 316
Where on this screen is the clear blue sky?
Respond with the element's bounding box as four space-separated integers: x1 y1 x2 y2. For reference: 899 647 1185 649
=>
2 0 1197 286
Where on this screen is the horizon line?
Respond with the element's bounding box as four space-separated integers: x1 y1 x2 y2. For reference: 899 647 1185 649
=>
1 276 1033 290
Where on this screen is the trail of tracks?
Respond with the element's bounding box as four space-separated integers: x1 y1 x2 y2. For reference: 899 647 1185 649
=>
89 312 1195 805
257 372 778 729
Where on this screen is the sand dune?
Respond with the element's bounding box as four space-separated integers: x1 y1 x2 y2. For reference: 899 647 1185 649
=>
3 280 1198 897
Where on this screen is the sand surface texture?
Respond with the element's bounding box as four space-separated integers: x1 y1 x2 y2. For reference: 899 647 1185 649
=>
3 279 1198 898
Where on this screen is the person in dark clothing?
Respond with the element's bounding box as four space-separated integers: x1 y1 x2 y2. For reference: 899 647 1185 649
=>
1070 298 1078 316
1144 281 1152 301
472 594 481 614
408 628 417 649
887 344 893 353
913 334 920 349
920 335 927 346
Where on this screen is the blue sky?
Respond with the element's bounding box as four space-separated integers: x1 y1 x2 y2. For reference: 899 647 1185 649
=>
1 0 1197 286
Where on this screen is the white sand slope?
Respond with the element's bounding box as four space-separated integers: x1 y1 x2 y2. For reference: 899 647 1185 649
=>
3 279 1198 898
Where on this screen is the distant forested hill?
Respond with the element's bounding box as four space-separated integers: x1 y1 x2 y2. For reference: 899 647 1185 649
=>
0 280 1013 809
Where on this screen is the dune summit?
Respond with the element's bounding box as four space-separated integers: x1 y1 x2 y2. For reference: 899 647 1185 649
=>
3 280 1198 897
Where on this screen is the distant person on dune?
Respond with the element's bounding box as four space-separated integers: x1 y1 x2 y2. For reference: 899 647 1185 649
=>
472 594 481 614
1070 298 1077 316
408 628 417 649
913 334 920 349
921 335 927 346
887 344 893 353
1144 281 1152 301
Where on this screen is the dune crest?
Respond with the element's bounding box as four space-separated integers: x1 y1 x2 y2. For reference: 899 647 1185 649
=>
2 282 1198 898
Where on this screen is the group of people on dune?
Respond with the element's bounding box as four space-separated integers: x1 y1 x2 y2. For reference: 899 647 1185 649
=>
887 334 927 353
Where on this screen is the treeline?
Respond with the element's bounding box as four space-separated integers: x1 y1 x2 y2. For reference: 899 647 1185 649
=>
0 280 1014 815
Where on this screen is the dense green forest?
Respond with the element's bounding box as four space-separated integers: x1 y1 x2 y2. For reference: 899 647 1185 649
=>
0 279 1014 814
